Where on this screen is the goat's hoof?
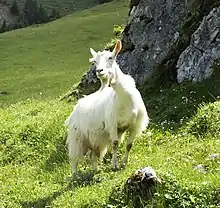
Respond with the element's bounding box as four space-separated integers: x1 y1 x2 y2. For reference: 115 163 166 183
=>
111 167 119 171
92 165 99 172
111 164 119 171
120 162 127 169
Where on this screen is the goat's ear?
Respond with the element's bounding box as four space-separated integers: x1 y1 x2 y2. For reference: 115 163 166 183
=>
90 48 97 57
112 40 122 57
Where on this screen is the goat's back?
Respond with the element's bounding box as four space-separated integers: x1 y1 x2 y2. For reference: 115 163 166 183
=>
65 87 115 131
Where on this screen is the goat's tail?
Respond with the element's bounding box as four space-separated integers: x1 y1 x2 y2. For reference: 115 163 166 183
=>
136 111 150 137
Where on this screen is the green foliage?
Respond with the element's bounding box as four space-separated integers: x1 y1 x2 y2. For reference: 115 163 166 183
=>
104 172 220 208
1 0 122 34
23 0 39 24
113 24 125 37
141 67 220 130
104 24 125 50
50 8 61 20
1 0 51 33
38 3 49 23
98 0 113 4
22 0 50 25
185 102 220 138
158 173 220 208
1 99 220 207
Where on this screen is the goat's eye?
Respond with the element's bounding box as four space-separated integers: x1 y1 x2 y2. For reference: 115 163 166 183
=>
92 61 97 65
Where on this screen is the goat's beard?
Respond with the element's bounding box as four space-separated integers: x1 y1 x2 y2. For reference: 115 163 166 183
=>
109 72 116 86
97 72 116 88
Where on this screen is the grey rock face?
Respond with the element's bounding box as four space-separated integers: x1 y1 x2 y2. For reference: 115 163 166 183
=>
64 0 220 99
0 4 15 25
120 0 191 83
177 7 220 83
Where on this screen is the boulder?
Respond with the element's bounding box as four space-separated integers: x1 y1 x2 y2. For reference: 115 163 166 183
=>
123 167 161 206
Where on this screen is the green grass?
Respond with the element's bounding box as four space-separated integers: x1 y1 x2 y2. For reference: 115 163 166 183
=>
0 0 129 107
1 64 220 208
0 98 219 207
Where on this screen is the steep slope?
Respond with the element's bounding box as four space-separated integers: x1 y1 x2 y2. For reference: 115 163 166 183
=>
1 88 219 207
0 0 129 106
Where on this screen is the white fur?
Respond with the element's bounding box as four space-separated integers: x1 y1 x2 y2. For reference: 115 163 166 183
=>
65 41 149 175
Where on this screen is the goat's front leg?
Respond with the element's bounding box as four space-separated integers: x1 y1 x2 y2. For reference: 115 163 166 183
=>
90 150 99 172
120 130 137 168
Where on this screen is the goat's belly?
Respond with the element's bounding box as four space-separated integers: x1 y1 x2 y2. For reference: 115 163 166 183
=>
84 129 111 151
117 115 135 132
117 124 131 134
117 107 137 133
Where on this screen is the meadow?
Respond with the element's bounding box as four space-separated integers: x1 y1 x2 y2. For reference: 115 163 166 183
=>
0 0 129 106
0 0 220 207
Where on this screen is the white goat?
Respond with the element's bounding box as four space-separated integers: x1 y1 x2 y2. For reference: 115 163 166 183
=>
65 40 149 175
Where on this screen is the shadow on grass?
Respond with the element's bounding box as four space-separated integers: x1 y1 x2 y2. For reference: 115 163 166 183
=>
20 171 99 208
142 66 220 131
20 183 72 208
21 189 67 208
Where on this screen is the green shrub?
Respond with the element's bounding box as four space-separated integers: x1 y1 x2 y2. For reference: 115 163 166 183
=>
104 24 125 50
184 101 220 138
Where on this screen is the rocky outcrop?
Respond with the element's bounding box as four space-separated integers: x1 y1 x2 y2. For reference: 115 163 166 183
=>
63 0 220 100
0 4 15 25
177 7 220 82
120 0 219 84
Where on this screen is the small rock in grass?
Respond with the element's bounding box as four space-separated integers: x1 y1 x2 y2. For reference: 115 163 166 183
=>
123 167 161 206
194 164 208 173
208 154 219 160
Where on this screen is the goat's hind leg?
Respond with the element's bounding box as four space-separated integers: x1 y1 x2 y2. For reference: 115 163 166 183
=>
70 157 79 177
111 140 119 170
109 125 119 170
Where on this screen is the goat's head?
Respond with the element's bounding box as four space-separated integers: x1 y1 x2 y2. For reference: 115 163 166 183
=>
89 40 122 82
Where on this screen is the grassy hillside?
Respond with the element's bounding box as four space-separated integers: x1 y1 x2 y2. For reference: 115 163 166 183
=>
1 90 219 207
0 0 129 107
1 0 220 207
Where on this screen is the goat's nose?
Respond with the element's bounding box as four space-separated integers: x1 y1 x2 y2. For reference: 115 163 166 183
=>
96 69 103 73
